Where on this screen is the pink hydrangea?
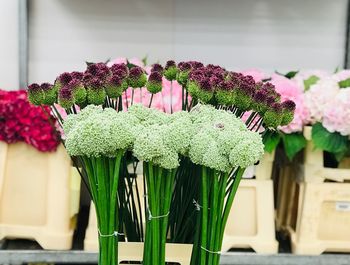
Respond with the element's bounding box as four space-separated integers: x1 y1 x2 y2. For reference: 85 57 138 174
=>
304 77 339 124
332 70 350 84
292 70 329 91
240 69 268 82
270 74 309 133
322 89 350 136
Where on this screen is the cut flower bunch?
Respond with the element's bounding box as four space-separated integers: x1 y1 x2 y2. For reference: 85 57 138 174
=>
27 59 295 265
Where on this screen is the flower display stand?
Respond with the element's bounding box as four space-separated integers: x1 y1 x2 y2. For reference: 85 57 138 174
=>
0 142 80 250
278 126 350 254
222 152 278 254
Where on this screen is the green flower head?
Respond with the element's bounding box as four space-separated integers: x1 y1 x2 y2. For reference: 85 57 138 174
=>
41 83 57 105
27 83 44 106
86 78 106 105
128 67 147 88
164 60 178 81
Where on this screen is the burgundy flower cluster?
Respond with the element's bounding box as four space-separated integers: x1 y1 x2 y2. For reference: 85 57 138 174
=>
0 90 60 152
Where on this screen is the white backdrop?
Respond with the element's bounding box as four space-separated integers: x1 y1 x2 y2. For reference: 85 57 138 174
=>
0 0 347 88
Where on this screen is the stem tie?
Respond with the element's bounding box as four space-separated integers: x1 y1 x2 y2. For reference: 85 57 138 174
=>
147 208 170 221
98 229 124 237
201 246 222 255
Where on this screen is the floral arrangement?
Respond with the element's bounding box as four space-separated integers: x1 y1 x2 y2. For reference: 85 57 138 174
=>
0 89 60 152
27 59 295 265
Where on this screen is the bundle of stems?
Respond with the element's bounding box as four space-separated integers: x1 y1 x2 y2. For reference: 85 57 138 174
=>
81 150 124 265
143 162 176 265
190 167 245 265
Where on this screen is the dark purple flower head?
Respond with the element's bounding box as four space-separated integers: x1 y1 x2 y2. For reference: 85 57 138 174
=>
151 63 164 73
113 69 128 79
41 83 53 91
262 82 275 93
71 71 84 81
86 64 99 75
199 79 212 91
58 72 73 86
282 100 296 112
83 73 94 84
271 102 283 113
206 64 225 73
189 61 204 69
59 86 73 99
165 60 176 69
28 83 41 92
67 79 81 90
129 66 144 79
222 80 235 91
189 70 205 83
239 75 256 96
253 90 267 102
178 62 192 71
87 77 103 89
110 63 128 74
96 62 109 72
148 71 163 83
229 72 244 80
108 75 123 86
209 76 223 87
265 95 276 105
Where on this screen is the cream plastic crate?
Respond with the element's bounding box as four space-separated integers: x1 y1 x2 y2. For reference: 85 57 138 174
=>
287 182 350 255
303 126 350 183
222 179 278 254
0 142 80 250
243 151 275 180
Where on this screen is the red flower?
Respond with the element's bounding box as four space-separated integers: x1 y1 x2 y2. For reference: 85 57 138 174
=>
0 89 60 152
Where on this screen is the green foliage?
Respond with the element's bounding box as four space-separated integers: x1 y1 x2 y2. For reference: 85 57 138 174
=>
303 75 320 91
263 131 281 153
281 132 306 161
275 70 299 79
338 78 350 89
312 122 349 154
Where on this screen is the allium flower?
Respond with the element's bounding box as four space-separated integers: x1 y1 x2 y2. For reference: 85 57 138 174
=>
57 72 73 87
110 63 129 77
215 81 235 106
64 106 137 157
188 105 264 171
270 74 308 133
197 78 214 103
128 66 147 88
322 88 350 136
27 83 44 106
41 82 57 105
58 86 74 109
68 79 86 105
86 78 106 105
71 71 84 81
234 75 256 111
177 62 192 86
263 103 283 128
105 74 128 98
150 63 164 73
146 72 163 94
304 77 339 123
164 60 178 81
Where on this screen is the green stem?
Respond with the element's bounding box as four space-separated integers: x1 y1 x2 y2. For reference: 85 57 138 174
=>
200 167 208 265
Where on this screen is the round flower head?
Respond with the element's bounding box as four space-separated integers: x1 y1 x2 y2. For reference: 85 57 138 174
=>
58 86 74 109
128 104 168 126
188 107 264 171
188 61 204 69
234 75 256 111
280 100 296 126
263 102 283 128
146 71 163 94
215 81 235 106
68 79 86 106
86 78 106 105
177 62 192 86
64 106 137 157
187 79 201 99
105 75 128 99
71 71 84 81
58 72 73 86
150 63 164 73
197 79 214 103
110 63 129 77
128 66 147 88
27 83 44 105
252 90 268 114
41 82 57 105
164 60 178 81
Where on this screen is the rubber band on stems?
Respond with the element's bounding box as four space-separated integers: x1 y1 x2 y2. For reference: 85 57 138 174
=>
193 199 210 211
98 229 124 237
147 208 170 221
201 246 222 255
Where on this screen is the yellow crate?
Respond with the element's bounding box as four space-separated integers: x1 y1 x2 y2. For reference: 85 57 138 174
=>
222 179 278 254
0 142 80 250
287 182 350 254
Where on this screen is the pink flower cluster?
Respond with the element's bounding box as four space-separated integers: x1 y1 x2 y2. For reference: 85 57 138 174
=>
270 74 309 133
